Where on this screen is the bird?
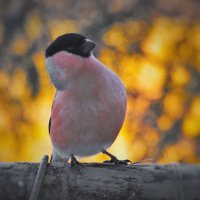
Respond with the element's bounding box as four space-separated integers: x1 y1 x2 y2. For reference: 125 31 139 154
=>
45 33 129 166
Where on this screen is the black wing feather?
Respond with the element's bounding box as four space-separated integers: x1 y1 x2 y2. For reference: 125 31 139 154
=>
48 116 51 135
49 92 57 135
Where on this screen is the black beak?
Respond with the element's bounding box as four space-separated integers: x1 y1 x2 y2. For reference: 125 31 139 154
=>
80 39 96 56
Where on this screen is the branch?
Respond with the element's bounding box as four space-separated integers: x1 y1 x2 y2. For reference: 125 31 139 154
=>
0 161 199 200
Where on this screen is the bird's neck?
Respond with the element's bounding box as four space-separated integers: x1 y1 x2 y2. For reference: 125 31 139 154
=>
46 51 104 90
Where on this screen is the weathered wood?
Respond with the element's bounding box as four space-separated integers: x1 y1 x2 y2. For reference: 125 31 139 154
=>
0 162 200 200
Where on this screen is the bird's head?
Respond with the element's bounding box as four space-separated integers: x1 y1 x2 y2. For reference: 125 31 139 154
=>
45 33 96 58
45 33 96 90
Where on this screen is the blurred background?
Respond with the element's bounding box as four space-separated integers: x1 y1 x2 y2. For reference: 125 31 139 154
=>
0 0 200 163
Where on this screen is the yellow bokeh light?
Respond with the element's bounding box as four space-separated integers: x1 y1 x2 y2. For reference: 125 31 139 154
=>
163 90 185 119
119 55 138 91
190 96 200 118
11 35 30 56
119 56 167 100
190 25 200 50
182 96 200 137
143 127 160 146
0 71 9 88
171 65 190 86
142 17 186 62
8 68 28 99
99 47 120 72
103 23 129 52
182 117 200 138
48 19 78 40
109 133 129 160
159 139 196 163
0 133 16 161
130 140 147 162
131 95 150 115
157 114 173 131
135 60 166 99
25 11 42 40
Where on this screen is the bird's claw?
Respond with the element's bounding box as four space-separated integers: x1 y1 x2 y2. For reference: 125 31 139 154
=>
71 159 84 168
103 157 132 165
102 150 131 165
70 155 84 174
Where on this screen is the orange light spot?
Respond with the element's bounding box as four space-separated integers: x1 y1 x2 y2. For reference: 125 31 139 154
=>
157 115 173 131
182 96 200 137
163 90 185 119
11 35 30 56
103 23 129 52
131 140 147 162
190 25 200 50
99 47 119 72
142 17 185 62
171 65 190 86
135 60 166 99
159 139 196 163
9 68 28 98
143 127 160 146
0 71 9 88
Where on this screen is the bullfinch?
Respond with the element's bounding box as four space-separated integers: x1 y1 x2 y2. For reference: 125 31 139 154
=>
45 33 129 165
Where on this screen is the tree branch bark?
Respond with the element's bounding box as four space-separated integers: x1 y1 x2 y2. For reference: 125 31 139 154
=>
0 162 200 200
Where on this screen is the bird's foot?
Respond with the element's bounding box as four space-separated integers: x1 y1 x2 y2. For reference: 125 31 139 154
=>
102 150 131 165
70 154 84 174
70 154 83 167
103 158 131 165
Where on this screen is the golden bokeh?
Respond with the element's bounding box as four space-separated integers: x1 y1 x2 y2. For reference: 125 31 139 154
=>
0 10 199 164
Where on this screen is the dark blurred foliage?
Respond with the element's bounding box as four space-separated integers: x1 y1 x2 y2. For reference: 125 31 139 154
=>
0 0 200 162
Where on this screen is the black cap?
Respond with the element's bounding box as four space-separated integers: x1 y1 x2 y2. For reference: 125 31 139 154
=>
45 33 96 58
